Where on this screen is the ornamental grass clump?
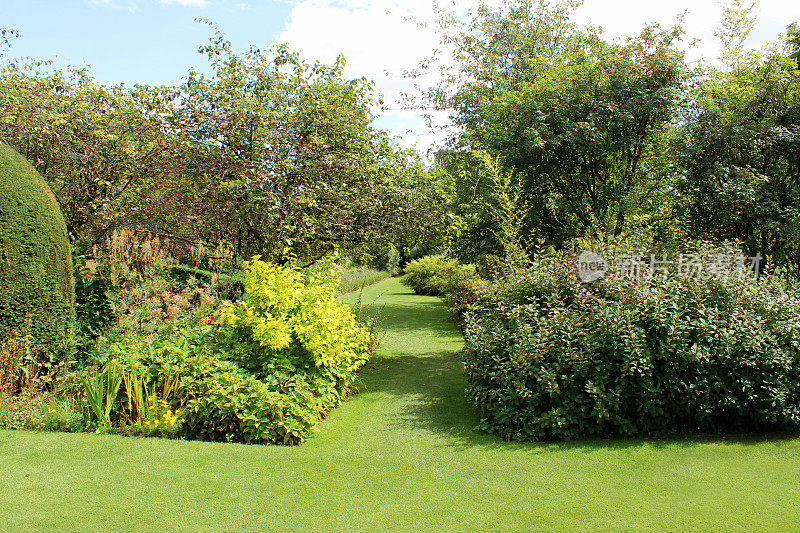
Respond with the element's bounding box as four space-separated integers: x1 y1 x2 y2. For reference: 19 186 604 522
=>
463 245 800 441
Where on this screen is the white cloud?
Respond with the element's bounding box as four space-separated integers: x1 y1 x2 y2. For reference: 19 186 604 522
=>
277 0 447 152
91 0 210 9
573 0 799 66
277 0 800 153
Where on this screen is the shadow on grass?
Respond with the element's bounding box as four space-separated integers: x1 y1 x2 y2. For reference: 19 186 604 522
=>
358 352 800 454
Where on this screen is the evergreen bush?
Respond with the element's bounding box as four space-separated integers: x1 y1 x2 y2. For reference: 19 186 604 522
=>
0 143 73 359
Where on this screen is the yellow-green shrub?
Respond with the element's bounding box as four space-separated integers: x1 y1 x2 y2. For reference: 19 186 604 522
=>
217 257 373 380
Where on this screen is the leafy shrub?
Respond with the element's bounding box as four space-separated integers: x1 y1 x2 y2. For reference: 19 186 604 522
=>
218 257 372 377
366 245 401 276
0 143 74 361
404 242 444 265
463 246 800 441
401 255 477 297
72 247 115 361
441 273 488 324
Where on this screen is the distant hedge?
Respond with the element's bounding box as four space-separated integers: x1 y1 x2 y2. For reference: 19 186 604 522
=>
0 143 73 358
463 248 800 441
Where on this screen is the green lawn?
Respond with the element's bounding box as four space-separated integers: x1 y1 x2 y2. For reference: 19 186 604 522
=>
2 277 800 531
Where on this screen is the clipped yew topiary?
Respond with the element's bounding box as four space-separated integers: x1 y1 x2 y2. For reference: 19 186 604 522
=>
0 143 74 359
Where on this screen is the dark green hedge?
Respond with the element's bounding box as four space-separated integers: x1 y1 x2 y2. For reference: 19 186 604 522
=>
0 143 73 358
463 248 800 440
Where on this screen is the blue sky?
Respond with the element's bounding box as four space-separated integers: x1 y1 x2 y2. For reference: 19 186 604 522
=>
3 0 294 86
4 0 799 151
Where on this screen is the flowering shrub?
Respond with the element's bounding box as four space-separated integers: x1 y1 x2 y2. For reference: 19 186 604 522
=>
463 246 800 440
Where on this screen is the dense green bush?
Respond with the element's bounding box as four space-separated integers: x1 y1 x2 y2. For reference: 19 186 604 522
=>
72 247 114 360
0 143 74 360
463 247 800 441
366 245 401 276
440 272 488 324
217 258 373 379
105 327 352 444
401 255 476 296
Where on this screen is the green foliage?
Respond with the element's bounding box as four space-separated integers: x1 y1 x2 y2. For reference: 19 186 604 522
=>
164 23 450 263
217 257 372 376
80 363 123 431
402 255 457 295
463 245 800 440
427 0 687 256
93 257 375 445
787 21 800 68
0 395 85 432
474 151 529 266
0 24 450 265
0 143 74 360
401 255 478 298
364 245 401 276
0 329 32 397
0 64 177 242
72 247 114 361
677 5 800 274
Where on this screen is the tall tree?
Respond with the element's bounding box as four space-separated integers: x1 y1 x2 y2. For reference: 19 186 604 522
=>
424 0 686 258
677 2 800 273
170 24 449 262
0 64 179 241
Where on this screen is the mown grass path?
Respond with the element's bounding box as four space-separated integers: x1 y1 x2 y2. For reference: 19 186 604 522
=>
2 277 800 531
